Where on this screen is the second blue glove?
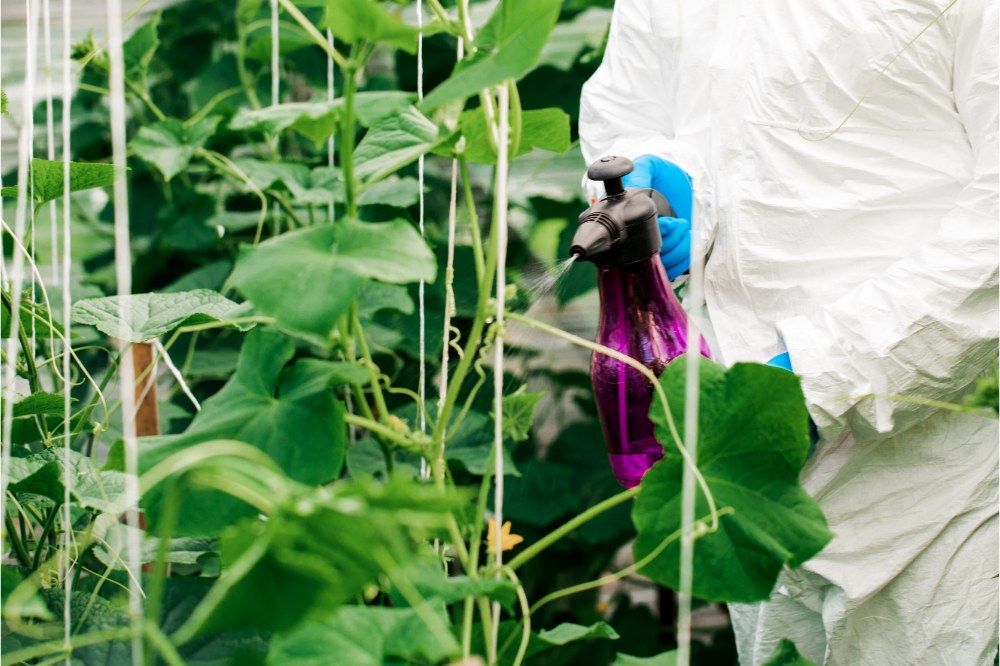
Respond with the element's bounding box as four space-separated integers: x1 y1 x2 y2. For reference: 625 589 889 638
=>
622 155 693 280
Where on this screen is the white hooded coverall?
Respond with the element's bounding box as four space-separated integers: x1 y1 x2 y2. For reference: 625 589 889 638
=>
579 1 999 664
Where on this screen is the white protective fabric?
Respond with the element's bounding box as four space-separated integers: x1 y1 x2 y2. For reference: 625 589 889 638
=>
580 1 999 664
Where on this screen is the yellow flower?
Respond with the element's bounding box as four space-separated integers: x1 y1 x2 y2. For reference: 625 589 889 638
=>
487 519 524 553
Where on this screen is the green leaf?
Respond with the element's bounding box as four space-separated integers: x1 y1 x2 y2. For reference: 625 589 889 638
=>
1 89 9 116
355 106 449 184
269 604 458 666
357 281 414 319
321 0 427 54
138 328 349 535
0 158 120 206
8 449 127 514
228 92 413 146
228 220 435 344
11 391 71 417
614 652 678 666
71 289 250 343
762 639 818 666
398 559 518 613
176 477 460 638
124 13 160 80
498 385 544 443
419 0 561 112
502 459 579 526
2 566 53 621
461 107 571 164
131 116 221 181
444 410 519 477
480 620 619 665
357 175 420 208
632 357 833 603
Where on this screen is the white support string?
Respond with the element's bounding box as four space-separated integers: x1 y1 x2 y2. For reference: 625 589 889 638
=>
60 0 74 656
42 0 58 284
677 182 710 666
270 0 279 107
437 37 463 470
325 28 335 224
0 0 40 562
417 0 428 478
105 0 143 659
489 81 510 665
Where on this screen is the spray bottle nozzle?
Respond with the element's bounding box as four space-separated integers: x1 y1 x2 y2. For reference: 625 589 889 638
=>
586 155 634 197
572 156 668 266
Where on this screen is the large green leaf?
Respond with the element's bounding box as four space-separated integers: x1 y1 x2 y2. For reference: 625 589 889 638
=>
227 220 436 344
419 0 561 112
228 92 413 146
175 476 459 639
268 604 459 666
1 89 9 116
0 158 120 206
138 328 349 535
461 107 571 164
632 357 833 602
131 116 221 181
71 289 250 343
355 106 449 184
321 0 433 54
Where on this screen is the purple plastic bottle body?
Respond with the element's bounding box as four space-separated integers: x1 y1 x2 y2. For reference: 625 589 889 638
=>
591 254 711 488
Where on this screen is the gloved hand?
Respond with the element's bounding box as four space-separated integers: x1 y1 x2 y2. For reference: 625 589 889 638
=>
622 154 693 280
767 352 821 452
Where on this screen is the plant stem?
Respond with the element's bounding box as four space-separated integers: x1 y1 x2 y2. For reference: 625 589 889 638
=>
275 0 349 69
528 507 734 615
506 486 640 572
4 514 33 568
352 308 390 422
340 54 360 218
343 413 421 452
143 479 182 666
31 506 60 570
459 157 485 285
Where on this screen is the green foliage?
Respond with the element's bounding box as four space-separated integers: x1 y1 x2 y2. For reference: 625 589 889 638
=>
634 357 833 602
499 384 545 442
0 158 120 205
461 106 571 164
228 220 435 344
131 116 222 181
71 289 250 342
321 0 432 54
137 328 349 534
354 106 451 183
965 363 999 414
1 89 9 116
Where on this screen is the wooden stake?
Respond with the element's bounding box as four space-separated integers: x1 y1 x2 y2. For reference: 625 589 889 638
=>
131 342 159 437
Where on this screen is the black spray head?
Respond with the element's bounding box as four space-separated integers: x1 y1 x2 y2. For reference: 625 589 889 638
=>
571 156 674 266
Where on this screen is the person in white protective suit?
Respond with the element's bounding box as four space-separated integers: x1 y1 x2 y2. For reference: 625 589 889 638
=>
579 1 999 665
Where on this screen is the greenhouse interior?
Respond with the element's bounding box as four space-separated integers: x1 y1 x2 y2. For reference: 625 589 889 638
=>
0 0 997 665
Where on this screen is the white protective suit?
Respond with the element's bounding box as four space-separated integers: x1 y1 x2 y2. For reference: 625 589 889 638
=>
580 1 999 664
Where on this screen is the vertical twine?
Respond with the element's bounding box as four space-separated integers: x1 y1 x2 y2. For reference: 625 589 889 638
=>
42 0 58 283
417 0 428 477
105 0 143 659
677 183 709 666
270 0 279 107
326 28 335 224
489 82 510 665
0 0 40 564
59 0 73 658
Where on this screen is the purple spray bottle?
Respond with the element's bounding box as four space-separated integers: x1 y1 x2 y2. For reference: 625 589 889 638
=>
571 156 710 488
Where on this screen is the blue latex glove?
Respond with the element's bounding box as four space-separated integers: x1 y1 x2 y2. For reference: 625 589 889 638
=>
621 155 692 280
767 352 821 453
